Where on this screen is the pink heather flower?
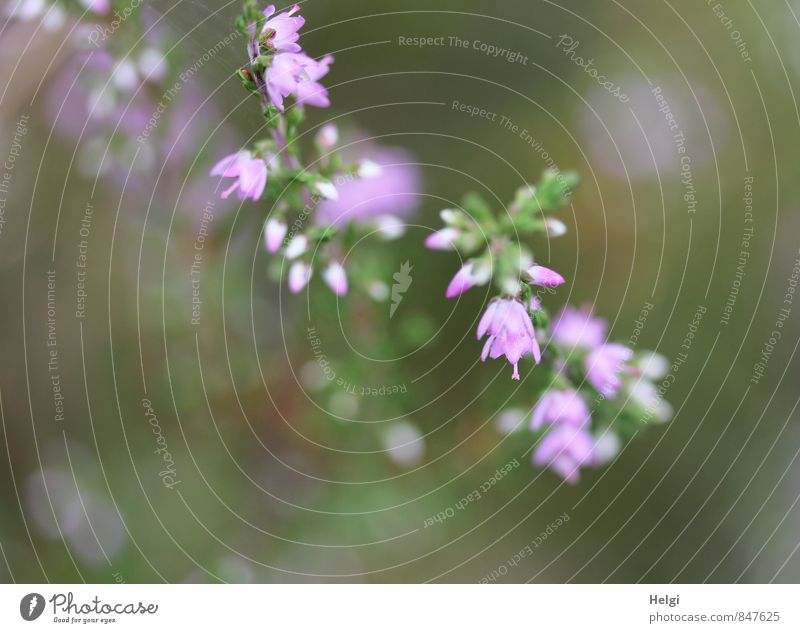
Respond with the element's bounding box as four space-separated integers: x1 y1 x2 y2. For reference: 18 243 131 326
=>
425 227 460 250
478 299 541 380
525 264 565 287
533 425 595 484
262 4 305 53
530 390 590 431
210 151 267 201
264 218 287 253
323 262 348 296
266 52 333 111
585 343 633 398
551 305 607 350
446 263 476 298
316 146 421 228
288 261 312 293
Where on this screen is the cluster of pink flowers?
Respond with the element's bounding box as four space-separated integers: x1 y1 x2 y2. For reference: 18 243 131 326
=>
426 176 671 483
212 5 331 202
205 2 673 486
210 4 421 298
552 305 634 399
247 4 333 111
530 390 597 483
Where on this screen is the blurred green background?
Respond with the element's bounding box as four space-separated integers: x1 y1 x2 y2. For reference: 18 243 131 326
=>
1 0 799 582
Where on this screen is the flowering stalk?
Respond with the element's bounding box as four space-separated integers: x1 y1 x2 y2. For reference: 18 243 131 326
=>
212 1 417 296
427 170 673 483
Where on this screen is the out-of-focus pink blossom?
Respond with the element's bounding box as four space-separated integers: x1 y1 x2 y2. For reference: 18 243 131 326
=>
530 389 590 431
81 0 111 13
316 147 421 228
551 305 607 350
585 343 633 398
533 425 595 484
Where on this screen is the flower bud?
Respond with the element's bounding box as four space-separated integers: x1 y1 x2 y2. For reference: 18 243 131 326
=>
446 263 475 298
315 179 338 200
545 218 567 237
524 264 565 287
316 123 338 149
264 218 287 253
284 234 308 259
323 262 348 296
288 261 312 293
425 227 460 250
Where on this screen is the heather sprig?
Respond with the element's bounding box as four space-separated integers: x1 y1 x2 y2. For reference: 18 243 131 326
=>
214 1 416 295
427 170 672 483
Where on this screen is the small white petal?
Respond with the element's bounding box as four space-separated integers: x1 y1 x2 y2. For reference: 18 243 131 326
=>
264 218 287 253
315 180 338 200
288 261 312 292
545 218 567 237
323 262 348 296
284 234 308 259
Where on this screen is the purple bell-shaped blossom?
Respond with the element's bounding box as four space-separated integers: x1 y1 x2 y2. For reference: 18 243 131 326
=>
477 299 541 380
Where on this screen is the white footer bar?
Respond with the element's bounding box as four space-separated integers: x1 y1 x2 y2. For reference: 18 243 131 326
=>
1 584 797 631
